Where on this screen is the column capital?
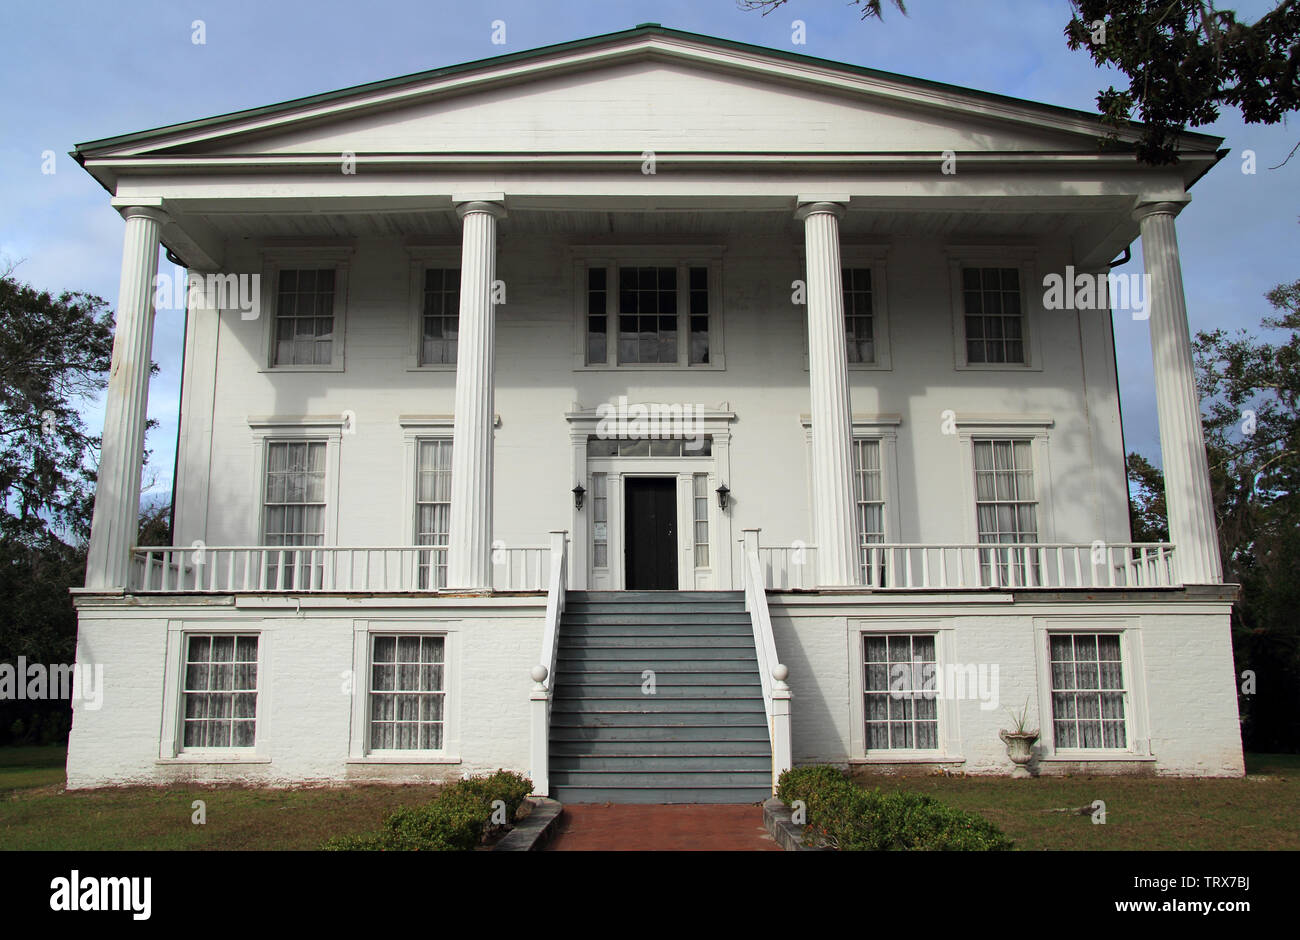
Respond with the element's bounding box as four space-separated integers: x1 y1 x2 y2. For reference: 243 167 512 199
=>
1132 200 1188 223
794 200 847 222
117 205 170 225
454 195 507 220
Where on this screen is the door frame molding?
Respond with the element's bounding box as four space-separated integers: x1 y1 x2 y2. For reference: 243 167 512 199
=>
565 403 736 590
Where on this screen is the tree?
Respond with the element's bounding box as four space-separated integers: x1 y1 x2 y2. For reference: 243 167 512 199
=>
740 0 1300 165
0 268 115 544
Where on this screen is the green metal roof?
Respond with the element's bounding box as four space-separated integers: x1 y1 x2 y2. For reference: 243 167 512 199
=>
72 23 1224 156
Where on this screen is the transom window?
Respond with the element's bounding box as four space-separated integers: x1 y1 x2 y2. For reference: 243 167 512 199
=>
843 267 875 364
369 635 446 750
273 269 336 366
182 634 258 748
587 435 712 458
853 439 885 585
974 439 1038 585
1049 634 1127 749
863 634 938 750
962 267 1024 364
264 441 326 589
420 268 460 365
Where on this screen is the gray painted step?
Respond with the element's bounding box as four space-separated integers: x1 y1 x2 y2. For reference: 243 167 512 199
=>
555 685 761 699
561 612 754 625
558 648 758 663
550 725 770 743
551 755 769 771
551 769 771 787
567 591 742 601
552 786 770 805
559 635 756 650
565 602 747 614
551 699 765 715
546 717 759 733
550 739 770 756
562 625 752 638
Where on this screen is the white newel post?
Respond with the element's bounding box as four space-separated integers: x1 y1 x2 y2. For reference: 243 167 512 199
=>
771 664 792 792
447 199 506 590
796 200 858 587
1135 202 1222 584
85 206 167 589
529 664 549 796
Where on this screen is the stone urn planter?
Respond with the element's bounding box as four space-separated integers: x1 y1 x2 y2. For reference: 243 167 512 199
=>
999 729 1040 778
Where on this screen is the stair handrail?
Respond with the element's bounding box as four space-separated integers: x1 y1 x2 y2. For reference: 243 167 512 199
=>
530 530 568 797
741 528 793 791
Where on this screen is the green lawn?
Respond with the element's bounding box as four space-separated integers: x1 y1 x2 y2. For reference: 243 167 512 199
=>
3 746 1295 850
0 747 443 850
850 753 1300 850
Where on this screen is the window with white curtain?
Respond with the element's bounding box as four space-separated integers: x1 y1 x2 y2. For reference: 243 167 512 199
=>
591 473 608 568
1049 633 1127 749
263 441 326 588
420 268 460 365
273 268 336 366
182 634 259 748
842 267 875 364
369 635 446 750
853 439 885 585
416 439 452 589
693 473 709 568
973 438 1039 585
863 634 937 750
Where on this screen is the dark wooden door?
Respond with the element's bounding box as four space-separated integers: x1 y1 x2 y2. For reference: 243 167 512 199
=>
624 478 678 590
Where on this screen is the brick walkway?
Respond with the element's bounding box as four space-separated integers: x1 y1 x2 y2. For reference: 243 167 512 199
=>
545 804 781 851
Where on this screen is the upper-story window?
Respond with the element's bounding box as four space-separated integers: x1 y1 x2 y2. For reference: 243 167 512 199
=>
843 267 875 364
273 269 336 366
260 249 351 372
419 269 461 366
576 251 724 370
962 267 1024 364
973 438 1039 585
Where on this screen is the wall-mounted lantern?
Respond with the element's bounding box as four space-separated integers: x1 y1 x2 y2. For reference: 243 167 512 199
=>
716 483 730 511
572 484 586 510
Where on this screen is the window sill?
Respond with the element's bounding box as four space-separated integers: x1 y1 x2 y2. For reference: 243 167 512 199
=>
157 756 272 765
347 755 462 765
574 363 726 373
953 362 1042 373
406 364 457 372
851 755 965 764
258 364 345 374
1041 752 1155 762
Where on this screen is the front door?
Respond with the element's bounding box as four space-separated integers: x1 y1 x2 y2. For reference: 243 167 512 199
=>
624 477 678 590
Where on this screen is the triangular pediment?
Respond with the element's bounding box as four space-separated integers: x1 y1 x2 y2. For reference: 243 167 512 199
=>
79 28 1216 161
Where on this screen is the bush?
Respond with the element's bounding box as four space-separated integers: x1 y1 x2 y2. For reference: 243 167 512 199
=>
776 765 1011 852
323 769 533 851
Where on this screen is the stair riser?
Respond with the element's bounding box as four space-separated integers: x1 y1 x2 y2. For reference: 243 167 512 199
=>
551 756 770 772
552 714 766 729
551 770 771 786
567 591 742 601
559 637 756 650
562 613 754 625
555 686 761 699
558 650 758 663
552 787 770 804
565 603 747 615
550 723 769 739
551 740 771 756
552 701 765 716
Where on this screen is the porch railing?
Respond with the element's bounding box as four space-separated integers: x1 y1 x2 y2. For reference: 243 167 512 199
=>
754 539 1177 591
130 545 552 593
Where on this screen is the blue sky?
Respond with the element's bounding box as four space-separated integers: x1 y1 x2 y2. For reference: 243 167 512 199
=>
1 0 1295 506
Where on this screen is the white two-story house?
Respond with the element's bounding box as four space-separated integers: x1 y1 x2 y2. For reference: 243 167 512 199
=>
67 25 1244 801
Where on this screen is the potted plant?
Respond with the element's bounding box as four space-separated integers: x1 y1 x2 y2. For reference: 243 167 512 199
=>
999 699 1039 778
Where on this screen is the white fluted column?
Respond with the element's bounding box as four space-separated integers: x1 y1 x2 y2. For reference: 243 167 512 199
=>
796 200 858 586
1136 201 1222 584
86 206 168 589
447 200 506 590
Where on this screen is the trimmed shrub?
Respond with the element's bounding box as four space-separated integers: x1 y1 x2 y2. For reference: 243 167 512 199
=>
323 769 533 851
776 765 1011 852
